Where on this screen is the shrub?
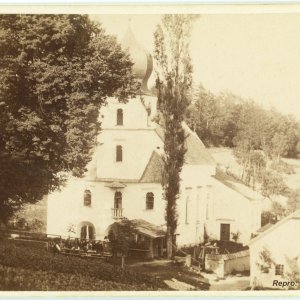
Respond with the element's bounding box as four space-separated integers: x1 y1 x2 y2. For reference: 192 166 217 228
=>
231 231 241 243
269 160 295 175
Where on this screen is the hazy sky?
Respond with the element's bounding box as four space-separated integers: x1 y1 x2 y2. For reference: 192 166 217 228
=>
91 13 300 120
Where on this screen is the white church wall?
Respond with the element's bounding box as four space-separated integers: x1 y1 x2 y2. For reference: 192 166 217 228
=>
95 129 163 180
100 96 150 130
47 178 165 240
47 178 114 239
204 178 261 244
121 182 165 226
47 171 260 245
175 172 213 246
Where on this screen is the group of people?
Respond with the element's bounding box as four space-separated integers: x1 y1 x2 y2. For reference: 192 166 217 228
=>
49 237 111 254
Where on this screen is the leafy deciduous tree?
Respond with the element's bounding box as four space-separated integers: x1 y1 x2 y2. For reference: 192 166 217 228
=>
260 170 288 200
0 15 138 224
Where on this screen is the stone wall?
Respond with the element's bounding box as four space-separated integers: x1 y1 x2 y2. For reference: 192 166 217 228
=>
205 249 250 278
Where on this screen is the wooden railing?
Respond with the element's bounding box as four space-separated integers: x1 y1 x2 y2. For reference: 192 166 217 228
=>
111 208 123 219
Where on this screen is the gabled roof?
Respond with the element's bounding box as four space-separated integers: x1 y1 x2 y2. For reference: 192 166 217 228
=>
131 219 166 238
248 209 300 246
139 151 164 183
184 126 215 166
256 223 273 233
155 123 215 166
214 169 259 202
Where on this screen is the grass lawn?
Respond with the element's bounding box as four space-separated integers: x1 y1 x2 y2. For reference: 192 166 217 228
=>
0 239 168 291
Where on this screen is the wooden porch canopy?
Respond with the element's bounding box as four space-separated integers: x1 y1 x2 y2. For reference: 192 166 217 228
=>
131 219 166 239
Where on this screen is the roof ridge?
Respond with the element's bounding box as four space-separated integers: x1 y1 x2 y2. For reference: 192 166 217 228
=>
248 208 300 245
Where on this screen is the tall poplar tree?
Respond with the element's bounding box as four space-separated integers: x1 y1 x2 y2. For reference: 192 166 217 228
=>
0 15 138 224
154 15 197 258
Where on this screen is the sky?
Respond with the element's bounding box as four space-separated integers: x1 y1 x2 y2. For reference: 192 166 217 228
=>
91 13 300 120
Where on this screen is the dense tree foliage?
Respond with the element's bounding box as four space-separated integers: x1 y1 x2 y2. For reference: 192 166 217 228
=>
187 84 300 199
0 15 138 224
186 85 300 159
154 15 196 258
287 188 300 214
260 170 288 199
187 86 240 147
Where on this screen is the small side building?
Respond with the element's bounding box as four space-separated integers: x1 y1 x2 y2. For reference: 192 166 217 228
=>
248 209 300 289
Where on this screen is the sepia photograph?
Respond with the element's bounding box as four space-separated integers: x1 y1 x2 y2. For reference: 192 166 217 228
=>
0 4 300 294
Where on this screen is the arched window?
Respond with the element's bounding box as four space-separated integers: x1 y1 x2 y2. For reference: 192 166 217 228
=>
80 222 95 240
84 189 91 206
117 109 123 126
146 192 154 210
116 145 122 162
114 191 122 209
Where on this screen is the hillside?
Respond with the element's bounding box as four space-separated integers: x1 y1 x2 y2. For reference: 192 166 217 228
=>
208 147 300 214
0 240 166 291
209 147 300 191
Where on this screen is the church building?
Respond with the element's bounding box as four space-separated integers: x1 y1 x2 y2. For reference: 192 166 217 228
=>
47 27 262 252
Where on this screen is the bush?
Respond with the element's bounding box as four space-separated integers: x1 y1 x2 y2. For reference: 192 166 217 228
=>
213 240 248 254
270 160 295 175
0 242 166 290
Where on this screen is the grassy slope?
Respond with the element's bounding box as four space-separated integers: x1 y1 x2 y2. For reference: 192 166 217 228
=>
0 241 167 291
0 264 138 291
208 147 300 190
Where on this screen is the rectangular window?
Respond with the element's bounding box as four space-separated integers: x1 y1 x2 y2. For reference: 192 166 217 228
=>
84 190 91 206
117 109 123 126
116 145 122 162
275 264 284 276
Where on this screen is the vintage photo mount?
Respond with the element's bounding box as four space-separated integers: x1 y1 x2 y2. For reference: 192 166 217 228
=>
0 3 300 298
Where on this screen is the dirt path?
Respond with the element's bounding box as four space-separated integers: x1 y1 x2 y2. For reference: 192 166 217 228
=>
127 258 250 291
202 273 250 291
127 259 210 290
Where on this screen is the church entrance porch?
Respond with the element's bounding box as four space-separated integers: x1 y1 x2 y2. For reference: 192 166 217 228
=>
129 219 166 258
106 219 166 259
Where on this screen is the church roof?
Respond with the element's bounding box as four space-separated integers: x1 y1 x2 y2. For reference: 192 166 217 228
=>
213 169 259 202
139 151 164 183
155 123 216 166
108 219 166 239
121 26 153 94
184 128 216 165
137 123 215 183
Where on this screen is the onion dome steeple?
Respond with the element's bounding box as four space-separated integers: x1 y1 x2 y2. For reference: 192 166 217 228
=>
121 22 153 94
